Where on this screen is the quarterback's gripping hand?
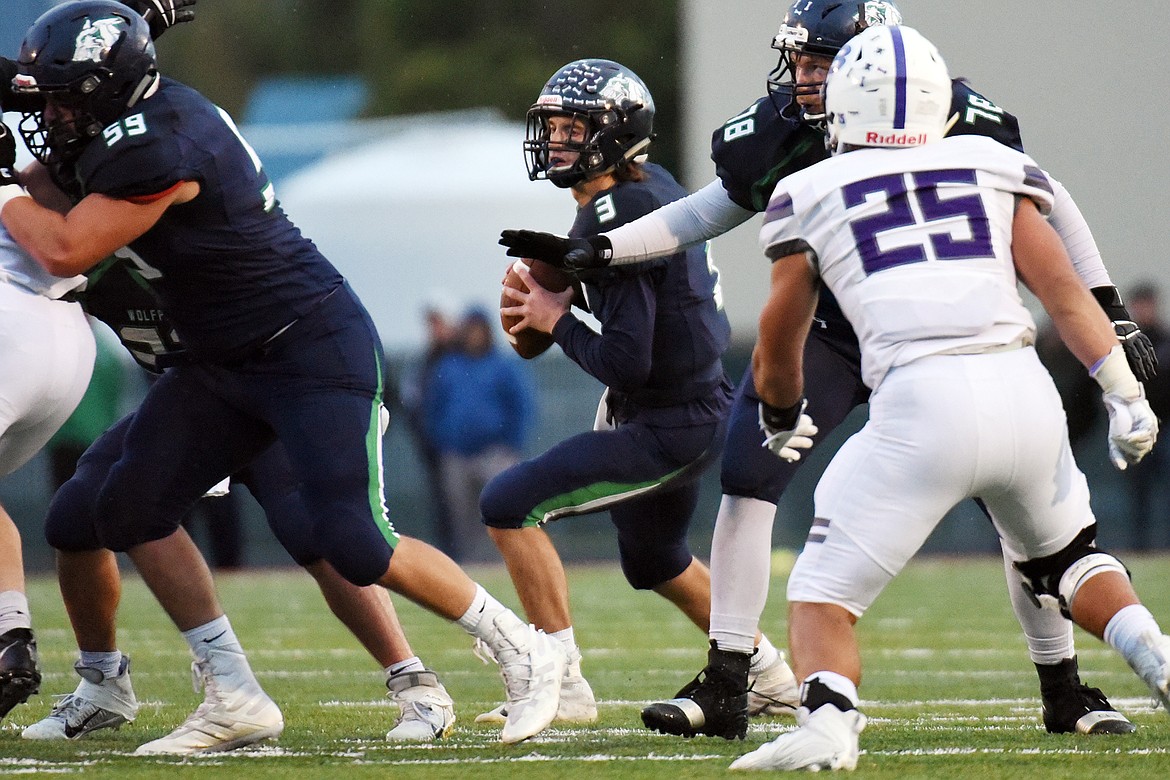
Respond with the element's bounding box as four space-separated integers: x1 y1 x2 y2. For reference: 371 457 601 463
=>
121 0 196 39
1102 393 1158 470
499 230 613 272
1113 320 1158 383
758 399 818 462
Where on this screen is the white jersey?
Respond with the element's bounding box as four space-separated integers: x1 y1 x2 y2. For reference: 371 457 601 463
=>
759 135 1055 389
0 222 85 299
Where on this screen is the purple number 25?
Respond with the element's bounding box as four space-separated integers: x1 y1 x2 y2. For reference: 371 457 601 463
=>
844 169 993 275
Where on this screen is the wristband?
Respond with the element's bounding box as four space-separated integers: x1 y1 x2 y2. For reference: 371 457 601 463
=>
1091 345 1142 400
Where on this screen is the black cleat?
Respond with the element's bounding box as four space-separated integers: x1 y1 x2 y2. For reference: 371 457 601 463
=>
1039 657 1135 735
641 642 750 740
0 628 41 720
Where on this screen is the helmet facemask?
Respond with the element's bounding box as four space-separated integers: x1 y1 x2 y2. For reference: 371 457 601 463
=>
524 105 648 189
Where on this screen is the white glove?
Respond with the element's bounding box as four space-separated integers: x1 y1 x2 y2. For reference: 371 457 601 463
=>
1092 345 1159 470
758 399 818 462
1102 393 1158 470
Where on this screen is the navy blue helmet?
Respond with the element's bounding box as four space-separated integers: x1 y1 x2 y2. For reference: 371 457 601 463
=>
524 59 655 188
767 1 902 126
13 0 158 162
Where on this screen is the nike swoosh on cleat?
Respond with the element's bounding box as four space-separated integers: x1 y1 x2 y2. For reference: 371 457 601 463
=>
64 710 104 739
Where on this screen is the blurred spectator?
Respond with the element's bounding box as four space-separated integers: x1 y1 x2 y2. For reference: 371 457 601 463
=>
423 306 536 562
47 322 130 490
1122 282 1170 549
399 292 462 552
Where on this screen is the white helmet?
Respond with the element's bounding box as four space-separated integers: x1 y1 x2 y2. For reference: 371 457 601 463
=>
824 25 950 155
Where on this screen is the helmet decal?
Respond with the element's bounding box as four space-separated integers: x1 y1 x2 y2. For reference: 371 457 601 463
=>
862 1 902 28
73 17 128 64
598 75 650 108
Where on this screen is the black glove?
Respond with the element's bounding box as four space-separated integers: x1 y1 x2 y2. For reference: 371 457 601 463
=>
121 0 197 39
0 123 18 187
499 230 613 273
1091 285 1158 382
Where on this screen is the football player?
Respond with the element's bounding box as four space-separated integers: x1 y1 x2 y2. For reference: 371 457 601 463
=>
0 0 564 751
734 25 1166 770
478 58 797 727
500 0 1149 739
14 254 457 745
0 0 193 727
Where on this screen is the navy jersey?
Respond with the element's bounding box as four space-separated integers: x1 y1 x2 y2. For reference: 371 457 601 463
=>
710 81 1024 363
73 255 186 372
68 78 344 362
555 163 731 425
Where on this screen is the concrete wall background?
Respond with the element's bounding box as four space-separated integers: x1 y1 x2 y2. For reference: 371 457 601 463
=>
683 0 1169 342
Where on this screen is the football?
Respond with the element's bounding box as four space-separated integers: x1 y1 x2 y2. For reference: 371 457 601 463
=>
500 258 573 359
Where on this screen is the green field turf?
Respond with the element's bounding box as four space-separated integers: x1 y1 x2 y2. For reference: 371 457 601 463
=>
4 553 1170 778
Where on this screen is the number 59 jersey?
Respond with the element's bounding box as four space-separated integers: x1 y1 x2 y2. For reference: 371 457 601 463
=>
760 135 1055 390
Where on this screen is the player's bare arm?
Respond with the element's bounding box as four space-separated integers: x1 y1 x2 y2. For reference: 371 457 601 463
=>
1 181 198 277
1011 198 1116 369
752 252 818 410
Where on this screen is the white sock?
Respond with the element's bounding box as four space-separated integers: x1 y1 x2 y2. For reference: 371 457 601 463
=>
550 626 576 656
709 496 776 654
750 634 780 673
457 584 503 633
181 615 243 663
385 656 425 680
79 650 124 680
0 590 31 634
1002 547 1074 664
1104 604 1162 660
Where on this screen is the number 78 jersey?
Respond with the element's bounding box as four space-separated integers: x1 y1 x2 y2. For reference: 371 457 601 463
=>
760 135 1056 390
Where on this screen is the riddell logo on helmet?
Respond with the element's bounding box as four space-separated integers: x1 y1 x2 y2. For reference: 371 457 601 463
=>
865 131 929 146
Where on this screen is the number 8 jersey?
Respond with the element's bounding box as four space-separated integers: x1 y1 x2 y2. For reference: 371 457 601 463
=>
760 135 1055 390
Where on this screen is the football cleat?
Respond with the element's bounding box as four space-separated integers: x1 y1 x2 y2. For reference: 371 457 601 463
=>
384 669 456 741
1127 631 1170 714
748 651 800 717
1039 658 1134 735
475 645 597 724
0 628 40 720
22 655 138 740
472 613 566 743
641 642 750 740
134 647 283 755
729 704 866 772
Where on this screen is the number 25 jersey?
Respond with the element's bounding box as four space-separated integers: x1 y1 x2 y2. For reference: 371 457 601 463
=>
760 135 1054 390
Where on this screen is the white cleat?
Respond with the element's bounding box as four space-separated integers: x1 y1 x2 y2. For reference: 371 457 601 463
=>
22 656 138 740
134 649 283 755
385 669 456 741
729 705 866 772
475 645 597 724
1128 631 1170 713
473 613 567 743
748 652 800 717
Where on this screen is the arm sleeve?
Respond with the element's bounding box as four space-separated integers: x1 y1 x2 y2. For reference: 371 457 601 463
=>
605 180 756 266
552 275 657 389
1046 174 1112 290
